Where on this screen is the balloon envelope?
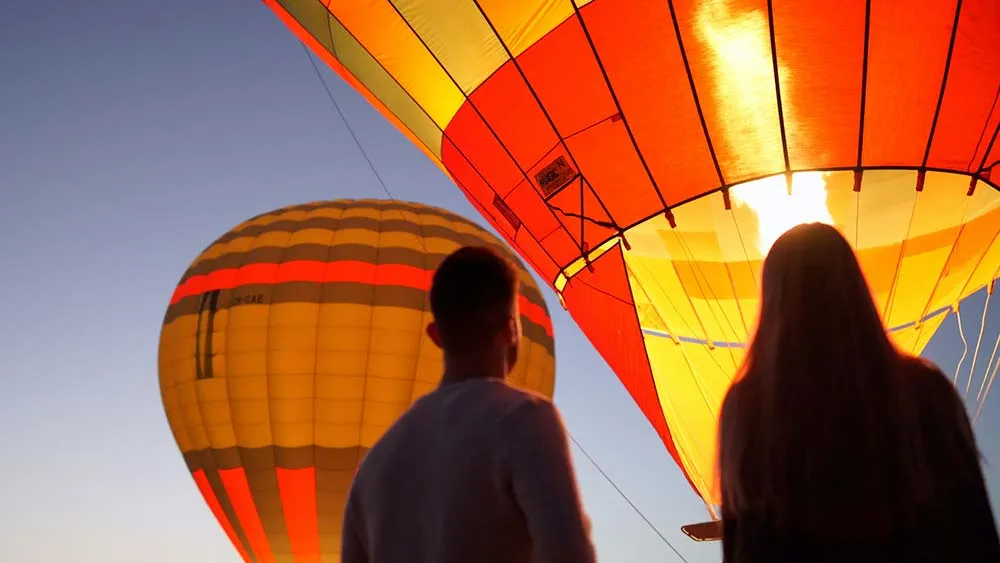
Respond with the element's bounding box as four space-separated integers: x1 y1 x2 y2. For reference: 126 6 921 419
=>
158 199 556 562
263 0 1000 507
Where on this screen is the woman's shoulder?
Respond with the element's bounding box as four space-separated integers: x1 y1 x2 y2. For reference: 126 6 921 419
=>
896 353 975 440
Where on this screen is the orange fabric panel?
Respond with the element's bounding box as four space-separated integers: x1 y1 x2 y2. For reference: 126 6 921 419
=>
193 469 252 563
220 468 275 563
771 0 867 170
277 468 321 563
578 0 722 205
670 0 785 181
561 245 696 494
926 0 1000 171
861 0 957 167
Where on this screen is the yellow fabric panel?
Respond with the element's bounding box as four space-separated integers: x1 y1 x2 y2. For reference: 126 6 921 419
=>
391 0 509 94
329 0 464 129
159 327 195 452
645 334 742 505
603 170 1000 507
620 170 1000 344
475 0 572 57
190 203 492 269
325 13 444 157
898 309 949 357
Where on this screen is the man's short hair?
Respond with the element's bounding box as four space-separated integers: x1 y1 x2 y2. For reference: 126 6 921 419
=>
429 246 519 352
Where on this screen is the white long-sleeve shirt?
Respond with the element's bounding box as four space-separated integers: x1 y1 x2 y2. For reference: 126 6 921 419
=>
342 377 596 563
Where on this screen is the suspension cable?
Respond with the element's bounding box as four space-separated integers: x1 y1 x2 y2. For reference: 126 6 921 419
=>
953 308 970 390
567 432 691 563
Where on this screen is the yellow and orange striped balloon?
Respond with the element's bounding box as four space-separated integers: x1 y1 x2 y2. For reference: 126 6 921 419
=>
158 199 555 563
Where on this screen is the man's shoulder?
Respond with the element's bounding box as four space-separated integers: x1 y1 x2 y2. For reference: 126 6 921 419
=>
478 379 557 418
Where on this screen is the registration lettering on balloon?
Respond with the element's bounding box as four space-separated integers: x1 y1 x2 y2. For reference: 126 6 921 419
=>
535 156 578 198
230 292 265 306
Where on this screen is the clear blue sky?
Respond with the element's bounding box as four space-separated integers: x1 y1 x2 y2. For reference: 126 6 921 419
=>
1 2 998 562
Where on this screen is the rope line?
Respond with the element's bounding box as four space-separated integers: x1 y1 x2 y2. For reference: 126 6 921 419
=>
567 432 691 563
954 308 970 389
301 43 395 200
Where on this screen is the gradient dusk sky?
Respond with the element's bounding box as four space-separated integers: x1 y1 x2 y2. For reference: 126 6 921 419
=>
1 2 998 562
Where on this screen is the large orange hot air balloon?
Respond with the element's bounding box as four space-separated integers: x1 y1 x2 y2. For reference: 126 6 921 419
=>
158 199 555 562
262 0 1000 517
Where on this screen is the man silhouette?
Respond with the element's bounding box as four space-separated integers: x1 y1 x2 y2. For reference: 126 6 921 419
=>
342 246 596 563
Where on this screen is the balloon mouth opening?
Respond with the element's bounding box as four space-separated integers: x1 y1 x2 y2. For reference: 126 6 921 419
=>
728 171 835 256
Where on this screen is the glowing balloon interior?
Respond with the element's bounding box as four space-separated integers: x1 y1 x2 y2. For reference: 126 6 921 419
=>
263 0 1000 511
158 199 556 563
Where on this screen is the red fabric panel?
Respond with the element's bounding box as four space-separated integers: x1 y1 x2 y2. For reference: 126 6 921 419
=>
540 227 585 268
563 118 664 228
561 245 697 493
468 62 559 173
771 0 867 170
579 0 722 204
220 468 274 563
441 136 509 232
444 98 523 197
514 226 561 284
193 469 252 563
927 0 1000 171
987 132 1000 172
547 178 619 251
862 0 957 167
516 16 617 137
504 179 563 242
276 468 321 563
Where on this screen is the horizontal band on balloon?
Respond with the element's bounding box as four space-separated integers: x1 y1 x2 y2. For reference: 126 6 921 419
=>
184 445 368 472
641 304 953 347
170 260 551 331
235 199 485 235
164 281 554 351
208 216 513 259
180 241 547 310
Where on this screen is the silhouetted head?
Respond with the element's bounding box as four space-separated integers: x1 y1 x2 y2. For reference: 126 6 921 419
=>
427 246 521 380
754 222 892 361
719 222 912 535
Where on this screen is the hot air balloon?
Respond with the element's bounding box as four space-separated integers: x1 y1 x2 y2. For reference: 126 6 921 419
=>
262 0 1000 525
158 199 556 562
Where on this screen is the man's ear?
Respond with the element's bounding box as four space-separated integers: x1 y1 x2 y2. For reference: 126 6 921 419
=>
426 321 443 349
507 315 520 344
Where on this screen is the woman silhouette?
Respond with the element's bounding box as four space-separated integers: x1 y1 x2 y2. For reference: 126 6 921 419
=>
718 222 998 562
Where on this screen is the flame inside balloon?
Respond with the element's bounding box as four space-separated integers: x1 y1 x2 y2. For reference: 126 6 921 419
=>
730 172 835 255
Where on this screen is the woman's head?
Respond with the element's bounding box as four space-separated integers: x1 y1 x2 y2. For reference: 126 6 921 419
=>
752 222 894 366
719 222 909 534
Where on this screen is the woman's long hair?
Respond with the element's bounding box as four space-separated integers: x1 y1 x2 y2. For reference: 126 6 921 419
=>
718 222 924 536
